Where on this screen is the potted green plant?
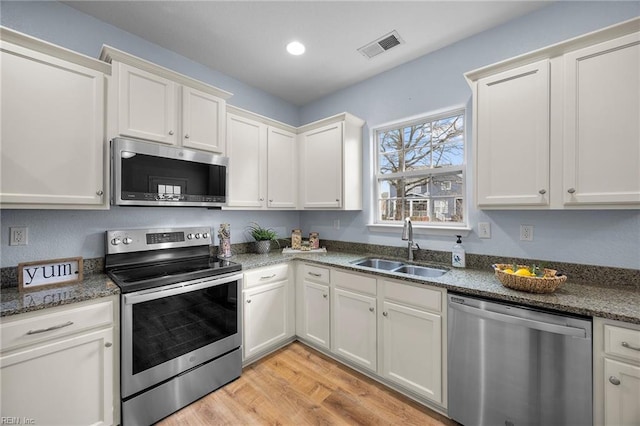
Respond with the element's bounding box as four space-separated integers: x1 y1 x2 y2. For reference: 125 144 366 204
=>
246 222 280 254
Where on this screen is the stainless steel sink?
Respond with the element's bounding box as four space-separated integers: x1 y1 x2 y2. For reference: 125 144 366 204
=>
392 265 448 278
352 258 404 270
351 258 448 277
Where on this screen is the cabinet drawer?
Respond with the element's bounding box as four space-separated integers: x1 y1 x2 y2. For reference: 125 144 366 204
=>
302 264 330 284
382 280 442 313
604 324 640 363
332 269 376 296
244 264 289 288
1 298 114 353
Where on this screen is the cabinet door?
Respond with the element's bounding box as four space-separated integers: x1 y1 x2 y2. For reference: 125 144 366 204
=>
382 300 443 404
302 280 330 349
300 122 343 208
0 42 105 206
563 32 640 206
226 113 266 207
267 126 297 208
182 86 226 154
332 288 377 371
476 60 550 207
243 281 288 359
117 62 178 145
604 358 640 425
0 328 114 426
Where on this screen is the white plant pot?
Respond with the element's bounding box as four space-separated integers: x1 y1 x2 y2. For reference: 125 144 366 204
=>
254 240 272 254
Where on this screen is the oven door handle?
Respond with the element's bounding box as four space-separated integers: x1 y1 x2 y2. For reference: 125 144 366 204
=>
124 272 243 305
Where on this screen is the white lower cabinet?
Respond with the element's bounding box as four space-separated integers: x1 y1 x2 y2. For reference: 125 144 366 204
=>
242 264 294 361
297 263 447 409
302 281 331 349
594 317 640 426
332 287 377 372
0 297 117 426
297 264 331 350
380 278 445 406
331 269 378 371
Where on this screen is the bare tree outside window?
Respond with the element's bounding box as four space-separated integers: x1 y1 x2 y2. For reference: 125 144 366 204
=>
376 110 465 225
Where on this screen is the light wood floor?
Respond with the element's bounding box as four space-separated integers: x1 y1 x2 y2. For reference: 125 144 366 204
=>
157 341 457 425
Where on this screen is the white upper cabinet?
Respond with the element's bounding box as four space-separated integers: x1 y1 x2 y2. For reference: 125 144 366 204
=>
298 113 365 210
182 86 226 153
225 106 297 209
467 18 640 209
102 46 231 154
227 112 265 208
116 62 178 145
563 32 640 206
475 60 550 207
0 29 108 209
267 126 297 208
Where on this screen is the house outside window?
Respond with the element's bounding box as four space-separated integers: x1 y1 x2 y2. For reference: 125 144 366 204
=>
375 109 466 227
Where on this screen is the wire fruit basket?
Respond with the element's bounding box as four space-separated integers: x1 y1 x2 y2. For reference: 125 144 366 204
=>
492 264 567 294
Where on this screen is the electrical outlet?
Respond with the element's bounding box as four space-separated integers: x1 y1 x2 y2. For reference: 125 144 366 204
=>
478 222 491 239
10 227 28 246
333 219 340 230
520 225 534 241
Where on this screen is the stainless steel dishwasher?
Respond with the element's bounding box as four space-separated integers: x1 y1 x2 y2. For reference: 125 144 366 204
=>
447 293 592 426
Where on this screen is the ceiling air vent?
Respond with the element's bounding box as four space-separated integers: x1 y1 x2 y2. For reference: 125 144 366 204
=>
358 30 404 59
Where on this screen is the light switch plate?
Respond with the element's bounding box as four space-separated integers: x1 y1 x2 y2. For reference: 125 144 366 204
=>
10 227 28 246
520 225 534 241
478 222 491 239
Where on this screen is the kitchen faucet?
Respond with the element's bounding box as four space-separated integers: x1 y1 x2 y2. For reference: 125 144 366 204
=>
401 217 420 261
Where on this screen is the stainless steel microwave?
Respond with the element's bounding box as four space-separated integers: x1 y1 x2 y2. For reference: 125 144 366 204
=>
111 138 228 208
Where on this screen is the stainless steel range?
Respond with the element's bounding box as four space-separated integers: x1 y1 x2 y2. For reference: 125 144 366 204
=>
105 226 243 426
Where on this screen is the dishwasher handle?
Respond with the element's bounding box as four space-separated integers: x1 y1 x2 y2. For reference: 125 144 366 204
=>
449 301 587 338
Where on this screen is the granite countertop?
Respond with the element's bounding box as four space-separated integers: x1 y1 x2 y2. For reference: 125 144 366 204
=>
232 251 640 325
2 251 638 325
0 273 119 317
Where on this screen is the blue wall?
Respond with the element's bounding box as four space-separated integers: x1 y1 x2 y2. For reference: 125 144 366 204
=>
300 1 640 269
1 1 639 269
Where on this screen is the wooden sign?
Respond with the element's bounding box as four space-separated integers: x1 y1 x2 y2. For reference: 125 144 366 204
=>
18 257 83 292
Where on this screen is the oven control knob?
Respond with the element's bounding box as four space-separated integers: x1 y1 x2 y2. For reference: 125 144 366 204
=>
202 232 209 239
111 238 121 245
123 237 133 245
195 233 201 239
187 233 194 240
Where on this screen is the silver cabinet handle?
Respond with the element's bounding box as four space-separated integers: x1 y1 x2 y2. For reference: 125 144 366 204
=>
26 321 73 335
308 272 322 277
335 199 340 202
260 274 276 280
259 198 264 201
169 130 174 135
246 299 252 304
105 342 113 348
323 294 328 299
96 190 104 196
185 134 190 139
382 312 388 317
538 189 546 195
609 376 621 386
567 188 576 194
269 199 273 203
369 307 375 312
622 341 640 351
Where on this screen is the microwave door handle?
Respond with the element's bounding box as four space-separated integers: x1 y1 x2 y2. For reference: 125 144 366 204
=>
448 301 587 338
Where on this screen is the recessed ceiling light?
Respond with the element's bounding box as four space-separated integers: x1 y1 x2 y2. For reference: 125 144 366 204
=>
286 41 305 56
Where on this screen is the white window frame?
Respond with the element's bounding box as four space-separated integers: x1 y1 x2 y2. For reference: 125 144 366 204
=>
368 106 470 236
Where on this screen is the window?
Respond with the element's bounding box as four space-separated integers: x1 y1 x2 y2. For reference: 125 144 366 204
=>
375 109 465 226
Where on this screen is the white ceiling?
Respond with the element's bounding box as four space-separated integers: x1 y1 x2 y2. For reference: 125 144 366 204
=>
64 1 551 106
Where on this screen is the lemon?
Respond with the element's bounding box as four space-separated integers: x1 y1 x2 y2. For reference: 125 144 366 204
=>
502 268 514 274
514 268 533 276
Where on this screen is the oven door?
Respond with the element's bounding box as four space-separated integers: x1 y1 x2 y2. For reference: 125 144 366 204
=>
121 272 242 398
